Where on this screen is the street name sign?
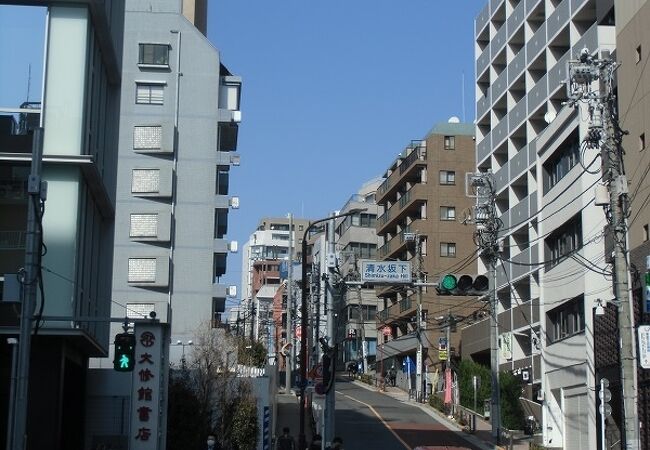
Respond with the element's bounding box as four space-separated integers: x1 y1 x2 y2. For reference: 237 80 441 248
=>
361 260 412 284
638 325 650 369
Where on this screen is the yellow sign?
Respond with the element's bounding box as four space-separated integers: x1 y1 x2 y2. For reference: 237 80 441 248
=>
439 350 448 361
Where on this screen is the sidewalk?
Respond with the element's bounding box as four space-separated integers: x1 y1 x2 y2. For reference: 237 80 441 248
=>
276 390 312 448
352 380 531 450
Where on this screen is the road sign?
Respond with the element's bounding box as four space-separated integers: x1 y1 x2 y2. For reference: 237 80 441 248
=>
361 260 412 284
638 325 650 369
439 350 448 361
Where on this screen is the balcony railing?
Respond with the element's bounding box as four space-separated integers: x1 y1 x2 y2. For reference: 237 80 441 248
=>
399 145 426 175
0 231 26 250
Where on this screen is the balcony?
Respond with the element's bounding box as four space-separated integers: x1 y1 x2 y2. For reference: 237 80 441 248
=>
217 75 242 124
0 231 26 250
377 295 416 325
376 184 427 235
375 145 426 205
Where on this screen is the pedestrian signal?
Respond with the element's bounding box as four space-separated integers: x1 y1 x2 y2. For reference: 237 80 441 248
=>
113 333 136 372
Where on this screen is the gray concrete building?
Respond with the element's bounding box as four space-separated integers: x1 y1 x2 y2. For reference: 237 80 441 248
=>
334 178 382 371
85 0 241 447
0 2 124 449
468 1 616 448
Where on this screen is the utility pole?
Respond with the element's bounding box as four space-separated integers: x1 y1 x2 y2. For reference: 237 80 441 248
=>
567 49 639 449
285 214 293 394
470 171 500 443
352 254 368 374
11 128 44 450
413 232 425 402
324 213 336 445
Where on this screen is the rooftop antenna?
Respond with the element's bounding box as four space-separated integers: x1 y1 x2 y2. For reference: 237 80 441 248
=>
26 64 32 103
461 71 466 123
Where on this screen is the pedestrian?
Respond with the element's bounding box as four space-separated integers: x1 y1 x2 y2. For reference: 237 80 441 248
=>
389 365 397 387
276 427 296 450
309 434 322 450
330 436 344 449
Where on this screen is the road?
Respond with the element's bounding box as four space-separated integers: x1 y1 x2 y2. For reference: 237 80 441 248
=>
333 379 482 450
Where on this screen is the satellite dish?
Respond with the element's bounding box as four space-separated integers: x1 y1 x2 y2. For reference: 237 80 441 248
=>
544 111 557 124
448 116 461 123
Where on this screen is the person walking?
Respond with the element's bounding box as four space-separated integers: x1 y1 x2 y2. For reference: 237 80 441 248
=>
277 427 296 450
329 436 344 449
309 434 322 450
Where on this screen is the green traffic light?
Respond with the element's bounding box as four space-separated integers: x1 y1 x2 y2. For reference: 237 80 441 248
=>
119 354 131 369
441 274 458 290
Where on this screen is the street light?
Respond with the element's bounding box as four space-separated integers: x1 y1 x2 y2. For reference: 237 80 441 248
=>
298 207 366 449
176 340 193 370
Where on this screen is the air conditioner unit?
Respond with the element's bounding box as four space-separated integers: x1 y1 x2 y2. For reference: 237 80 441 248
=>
232 111 242 123
229 196 240 209
228 241 239 253
230 153 241 166
227 286 237 297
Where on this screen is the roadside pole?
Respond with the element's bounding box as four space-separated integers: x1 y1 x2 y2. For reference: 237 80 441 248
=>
285 213 293 394
324 214 336 445
11 128 44 450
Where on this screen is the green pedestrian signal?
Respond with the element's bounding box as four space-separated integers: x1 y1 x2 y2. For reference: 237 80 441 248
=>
113 333 136 372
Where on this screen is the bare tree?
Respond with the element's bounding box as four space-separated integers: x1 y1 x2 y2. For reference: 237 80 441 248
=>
166 322 258 450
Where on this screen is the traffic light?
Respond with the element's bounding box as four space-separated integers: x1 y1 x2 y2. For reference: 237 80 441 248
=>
436 274 489 296
113 333 135 372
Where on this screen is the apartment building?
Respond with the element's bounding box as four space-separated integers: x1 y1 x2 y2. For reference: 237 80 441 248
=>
240 217 309 348
0 2 124 449
616 1 650 447
334 179 382 371
84 1 242 447
469 1 616 448
375 121 481 391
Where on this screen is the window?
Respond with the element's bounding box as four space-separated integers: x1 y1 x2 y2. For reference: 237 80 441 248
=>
440 206 456 221
640 133 646 151
212 297 226 328
548 296 585 343
440 242 456 257
345 242 377 259
348 213 377 229
213 253 227 281
133 126 162 150
543 132 580 193
132 169 160 193
439 170 456 185
644 224 649 242
546 214 582 268
126 303 155 320
130 213 158 238
138 43 170 66
214 208 228 238
128 258 157 283
636 45 642 64
136 83 164 105
444 135 455 150
216 165 229 195
272 233 289 241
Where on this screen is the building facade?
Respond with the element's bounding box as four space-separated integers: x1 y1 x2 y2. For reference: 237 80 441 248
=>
85 1 241 447
334 179 382 371
0 2 124 449
469 1 616 448
375 121 481 392
239 217 309 350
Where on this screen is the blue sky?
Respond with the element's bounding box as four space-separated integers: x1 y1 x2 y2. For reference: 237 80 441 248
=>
0 1 485 304
208 1 484 294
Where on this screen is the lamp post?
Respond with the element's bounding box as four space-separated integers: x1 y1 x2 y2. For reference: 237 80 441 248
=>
176 340 193 370
298 208 366 450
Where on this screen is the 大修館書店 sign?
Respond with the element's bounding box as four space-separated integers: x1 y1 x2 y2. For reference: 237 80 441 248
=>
361 260 412 284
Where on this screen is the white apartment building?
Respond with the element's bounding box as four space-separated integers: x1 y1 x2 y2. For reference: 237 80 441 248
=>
472 0 616 448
